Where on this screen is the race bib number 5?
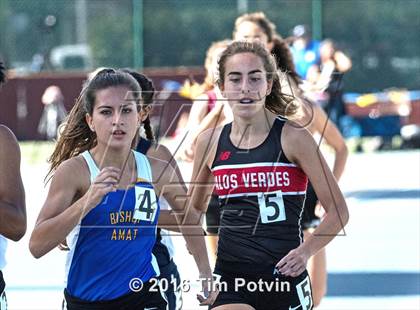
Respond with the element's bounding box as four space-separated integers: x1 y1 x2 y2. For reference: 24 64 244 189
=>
258 191 286 223
133 186 158 222
295 275 313 310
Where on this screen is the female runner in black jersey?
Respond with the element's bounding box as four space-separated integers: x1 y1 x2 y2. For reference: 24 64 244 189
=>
186 41 349 310
232 12 349 307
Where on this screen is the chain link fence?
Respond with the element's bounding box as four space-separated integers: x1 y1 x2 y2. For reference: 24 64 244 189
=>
0 0 419 92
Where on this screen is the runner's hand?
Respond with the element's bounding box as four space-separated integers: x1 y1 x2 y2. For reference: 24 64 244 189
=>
84 167 120 209
197 290 218 306
197 275 218 306
276 246 310 277
58 239 69 251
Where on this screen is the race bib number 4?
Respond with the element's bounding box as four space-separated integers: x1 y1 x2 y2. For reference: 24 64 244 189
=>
258 191 286 223
133 186 158 222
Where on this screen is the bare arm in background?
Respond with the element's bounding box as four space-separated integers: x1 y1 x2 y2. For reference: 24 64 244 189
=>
334 50 352 73
0 125 26 241
181 94 209 160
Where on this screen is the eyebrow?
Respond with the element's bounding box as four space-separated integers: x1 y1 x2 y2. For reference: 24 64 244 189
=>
96 103 133 110
227 69 263 76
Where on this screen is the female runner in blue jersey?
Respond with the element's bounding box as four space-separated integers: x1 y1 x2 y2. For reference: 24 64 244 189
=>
186 41 349 310
29 69 216 309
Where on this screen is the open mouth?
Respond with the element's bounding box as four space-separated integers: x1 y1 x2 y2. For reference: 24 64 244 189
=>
112 129 126 136
239 98 255 104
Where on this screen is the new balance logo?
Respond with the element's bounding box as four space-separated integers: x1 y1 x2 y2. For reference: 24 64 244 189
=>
219 151 231 161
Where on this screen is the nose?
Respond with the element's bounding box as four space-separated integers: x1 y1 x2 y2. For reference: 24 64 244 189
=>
112 110 124 126
241 79 251 94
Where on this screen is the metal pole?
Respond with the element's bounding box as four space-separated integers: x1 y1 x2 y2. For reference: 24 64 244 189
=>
312 0 323 40
237 0 248 15
75 0 88 44
133 0 143 69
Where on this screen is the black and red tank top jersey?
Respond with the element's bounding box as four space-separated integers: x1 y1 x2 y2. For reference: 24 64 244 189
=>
211 117 308 277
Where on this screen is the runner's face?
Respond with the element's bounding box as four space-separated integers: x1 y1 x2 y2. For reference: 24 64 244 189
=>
86 86 140 149
221 52 271 119
234 21 270 50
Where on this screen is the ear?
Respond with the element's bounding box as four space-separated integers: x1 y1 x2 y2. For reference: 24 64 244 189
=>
85 113 94 131
266 79 273 97
267 41 274 53
218 83 226 97
139 105 152 122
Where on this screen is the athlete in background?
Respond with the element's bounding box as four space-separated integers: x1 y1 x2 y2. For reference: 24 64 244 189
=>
180 41 233 267
0 61 27 310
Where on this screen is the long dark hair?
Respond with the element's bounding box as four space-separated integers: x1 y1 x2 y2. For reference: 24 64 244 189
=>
47 68 141 178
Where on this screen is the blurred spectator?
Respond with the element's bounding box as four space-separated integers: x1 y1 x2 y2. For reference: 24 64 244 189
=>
290 24 321 80
30 53 45 72
37 85 67 140
307 39 352 133
172 111 189 140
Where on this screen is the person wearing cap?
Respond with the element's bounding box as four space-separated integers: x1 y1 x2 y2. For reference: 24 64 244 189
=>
290 25 321 80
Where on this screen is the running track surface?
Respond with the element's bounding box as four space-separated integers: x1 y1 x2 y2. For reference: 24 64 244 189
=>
3 150 420 309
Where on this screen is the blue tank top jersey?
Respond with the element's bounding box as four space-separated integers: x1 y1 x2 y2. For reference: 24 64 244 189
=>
291 40 321 79
64 150 160 301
